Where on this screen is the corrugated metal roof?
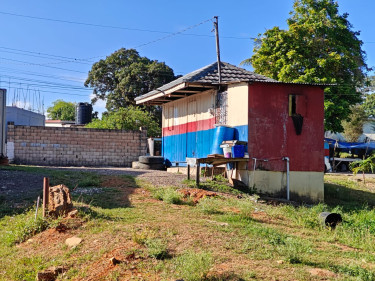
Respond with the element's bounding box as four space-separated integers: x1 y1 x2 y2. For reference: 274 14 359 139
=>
135 61 330 103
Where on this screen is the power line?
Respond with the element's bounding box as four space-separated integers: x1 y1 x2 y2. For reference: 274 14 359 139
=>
0 11 255 41
134 18 213 49
0 57 87 73
0 74 92 92
0 82 89 97
0 49 92 65
0 46 95 63
0 67 86 84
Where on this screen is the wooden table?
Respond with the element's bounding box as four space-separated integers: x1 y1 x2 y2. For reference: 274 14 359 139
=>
193 157 249 186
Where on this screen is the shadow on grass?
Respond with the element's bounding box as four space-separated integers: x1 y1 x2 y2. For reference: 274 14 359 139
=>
0 165 146 218
325 182 375 210
72 176 140 209
297 258 375 280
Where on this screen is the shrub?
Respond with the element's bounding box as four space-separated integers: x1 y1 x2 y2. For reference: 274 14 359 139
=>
145 238 168 259
152 187 183 204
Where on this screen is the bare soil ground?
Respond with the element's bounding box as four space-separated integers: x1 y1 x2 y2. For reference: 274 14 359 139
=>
3 167 375 280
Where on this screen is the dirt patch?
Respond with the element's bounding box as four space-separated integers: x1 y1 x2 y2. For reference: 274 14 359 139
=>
101 176 135 188
74 242 160 281
251 211 274 223
179 188 217 203
308 268 337 278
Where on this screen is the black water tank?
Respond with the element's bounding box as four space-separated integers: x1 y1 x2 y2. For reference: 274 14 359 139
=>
75 103 93 125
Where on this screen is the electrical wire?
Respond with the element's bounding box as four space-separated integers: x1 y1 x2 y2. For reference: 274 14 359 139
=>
0 82 89 97
134 18 213 49
0 57 87 73
0 46 95 62
0 74 92 92
0 11 255 41
0 67 86 84
0 49 92 65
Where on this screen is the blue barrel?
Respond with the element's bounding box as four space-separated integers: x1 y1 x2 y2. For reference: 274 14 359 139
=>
76 103 93 125
211 125 235 155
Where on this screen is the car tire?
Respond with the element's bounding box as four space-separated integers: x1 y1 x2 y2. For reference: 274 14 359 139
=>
138 156 164 164
137 162 165 170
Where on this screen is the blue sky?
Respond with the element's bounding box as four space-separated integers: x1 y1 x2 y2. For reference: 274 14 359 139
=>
0 0 374 116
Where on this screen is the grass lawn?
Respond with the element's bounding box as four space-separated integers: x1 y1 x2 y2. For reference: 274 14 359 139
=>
2 167 375 280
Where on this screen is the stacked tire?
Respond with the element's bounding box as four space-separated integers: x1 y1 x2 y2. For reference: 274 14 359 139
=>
132 156 165 170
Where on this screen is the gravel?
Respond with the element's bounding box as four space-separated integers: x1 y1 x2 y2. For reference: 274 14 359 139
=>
0 167 188 204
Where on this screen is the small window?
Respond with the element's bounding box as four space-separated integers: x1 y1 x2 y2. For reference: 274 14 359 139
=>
289 94 296 116
289 94 306 116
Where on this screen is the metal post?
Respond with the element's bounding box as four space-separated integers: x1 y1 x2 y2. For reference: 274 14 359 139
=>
0 89 6 158
282 157 290 201
196 162 200 187
35 196 40 221
43 177 49 218
187 164 190 180
213 16 222 84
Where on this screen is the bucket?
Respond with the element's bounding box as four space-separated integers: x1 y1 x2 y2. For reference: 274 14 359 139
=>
319 212 342 229
223 147 232 158
211 125 235 155
232 145 245 158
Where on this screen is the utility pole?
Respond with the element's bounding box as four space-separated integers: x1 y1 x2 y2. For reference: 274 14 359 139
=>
213 16 222 84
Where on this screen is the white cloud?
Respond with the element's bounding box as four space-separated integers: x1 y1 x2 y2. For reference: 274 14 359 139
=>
90 93 106 118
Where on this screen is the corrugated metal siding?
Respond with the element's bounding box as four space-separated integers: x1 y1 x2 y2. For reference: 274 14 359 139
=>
162 86 253 164
162 90 216 164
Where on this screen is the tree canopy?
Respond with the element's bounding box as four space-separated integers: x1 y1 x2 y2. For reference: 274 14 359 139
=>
47 99 76 121
85 106 160 137
85 48 176 111
341 104 367 142
361 76 375 117
243 0 369 132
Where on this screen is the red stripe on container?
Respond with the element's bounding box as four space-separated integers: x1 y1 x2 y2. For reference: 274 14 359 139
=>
163 117 216 136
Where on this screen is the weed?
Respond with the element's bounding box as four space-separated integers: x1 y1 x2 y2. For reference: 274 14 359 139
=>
77 176 101 187
132 228 156 245
1 210 49 246
152 187 183 204
197 197 223 215
274 237 312 264
173 251 213 281
278 204 326 229
145 238 169 259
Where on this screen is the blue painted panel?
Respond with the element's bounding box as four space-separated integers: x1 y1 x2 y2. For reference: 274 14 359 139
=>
163 133 186 164
234 125 248 142
196 128 215 158
164 124 249 164
186 132 196 157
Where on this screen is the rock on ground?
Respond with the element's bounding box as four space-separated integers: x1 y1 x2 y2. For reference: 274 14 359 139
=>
48 184 73 217
65 236 82 247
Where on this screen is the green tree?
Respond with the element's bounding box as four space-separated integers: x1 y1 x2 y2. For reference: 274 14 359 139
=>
84 48 176 111
47 100 76 121
361 76 375 117
85 106 160 137
243 0 369 132
342 104 367 142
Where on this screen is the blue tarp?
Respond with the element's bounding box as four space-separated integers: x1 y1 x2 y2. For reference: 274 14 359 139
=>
324 138 375 152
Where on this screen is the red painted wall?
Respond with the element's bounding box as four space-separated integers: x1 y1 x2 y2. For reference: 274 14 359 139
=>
248 83 324 172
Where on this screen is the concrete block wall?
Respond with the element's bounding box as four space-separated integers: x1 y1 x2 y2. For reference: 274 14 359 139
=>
6 125 147 167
